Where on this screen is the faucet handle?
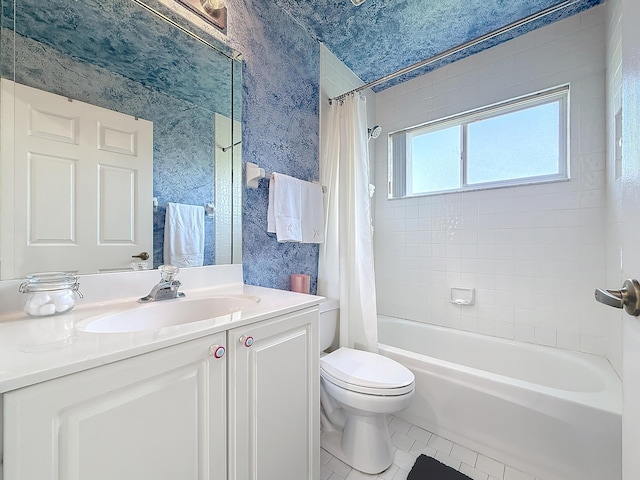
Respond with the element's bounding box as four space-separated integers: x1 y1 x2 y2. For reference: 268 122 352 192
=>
159 265 180 282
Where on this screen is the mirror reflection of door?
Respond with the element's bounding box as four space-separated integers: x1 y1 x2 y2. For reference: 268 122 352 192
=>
0 80 153 278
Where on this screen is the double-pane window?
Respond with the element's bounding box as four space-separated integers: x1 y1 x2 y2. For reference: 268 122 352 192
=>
390 85 569 197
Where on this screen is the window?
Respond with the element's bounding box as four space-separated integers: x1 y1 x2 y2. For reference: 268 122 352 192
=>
389 85 569 197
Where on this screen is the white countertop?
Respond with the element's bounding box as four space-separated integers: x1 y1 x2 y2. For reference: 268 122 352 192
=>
0 265 323 393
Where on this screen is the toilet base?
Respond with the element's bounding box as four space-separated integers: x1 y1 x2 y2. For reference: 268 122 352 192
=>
321 413 394 474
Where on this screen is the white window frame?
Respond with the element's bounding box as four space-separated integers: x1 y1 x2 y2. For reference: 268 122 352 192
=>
389 84 570 198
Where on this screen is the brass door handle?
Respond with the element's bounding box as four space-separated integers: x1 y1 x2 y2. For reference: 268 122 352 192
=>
132 251 150 261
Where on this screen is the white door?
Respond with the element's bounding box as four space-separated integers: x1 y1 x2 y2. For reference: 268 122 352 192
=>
620 0 640 477
0 80 153 278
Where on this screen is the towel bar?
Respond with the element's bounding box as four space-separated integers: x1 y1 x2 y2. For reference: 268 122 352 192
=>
245 162 326 192
245 162 272 188
152 199 216 216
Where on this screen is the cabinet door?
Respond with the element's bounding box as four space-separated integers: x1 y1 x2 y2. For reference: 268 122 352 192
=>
228 307 319 480
3 333 227 480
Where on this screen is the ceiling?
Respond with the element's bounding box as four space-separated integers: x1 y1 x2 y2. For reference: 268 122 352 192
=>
273 0 604 92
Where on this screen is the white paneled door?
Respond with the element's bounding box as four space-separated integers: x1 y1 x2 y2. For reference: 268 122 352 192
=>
621 0 640 477
0 80 153 278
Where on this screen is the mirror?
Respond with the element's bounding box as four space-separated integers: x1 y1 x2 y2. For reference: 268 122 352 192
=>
0 0 242 280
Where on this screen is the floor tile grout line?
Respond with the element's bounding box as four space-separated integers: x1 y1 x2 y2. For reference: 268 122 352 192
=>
320 414 541 480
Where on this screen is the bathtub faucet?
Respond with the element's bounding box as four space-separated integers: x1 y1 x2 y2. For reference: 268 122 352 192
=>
138 265 185 303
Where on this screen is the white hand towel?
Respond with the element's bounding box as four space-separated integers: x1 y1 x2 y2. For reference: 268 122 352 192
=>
301 182 325 244
267 173 302 242
164 202 205 267
267 176 277 233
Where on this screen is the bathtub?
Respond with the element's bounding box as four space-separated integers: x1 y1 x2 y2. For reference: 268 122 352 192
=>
377 315 622 480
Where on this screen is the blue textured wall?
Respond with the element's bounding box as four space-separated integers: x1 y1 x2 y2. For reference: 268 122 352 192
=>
224 0 321 292
272 0 604 91
2 0 321 291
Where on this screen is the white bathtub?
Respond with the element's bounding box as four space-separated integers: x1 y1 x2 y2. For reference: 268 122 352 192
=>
377 315 622 480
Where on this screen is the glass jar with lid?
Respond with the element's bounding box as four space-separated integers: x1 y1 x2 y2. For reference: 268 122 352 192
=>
19 272 82 317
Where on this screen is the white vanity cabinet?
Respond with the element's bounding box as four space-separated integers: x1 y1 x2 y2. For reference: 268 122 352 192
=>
2 305 319 480
3 332 228 480
228 307 319 480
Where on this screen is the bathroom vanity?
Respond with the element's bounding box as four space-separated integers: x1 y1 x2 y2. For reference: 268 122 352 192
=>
0 265 321 480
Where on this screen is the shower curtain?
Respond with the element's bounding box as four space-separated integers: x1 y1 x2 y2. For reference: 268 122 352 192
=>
318 93 378 352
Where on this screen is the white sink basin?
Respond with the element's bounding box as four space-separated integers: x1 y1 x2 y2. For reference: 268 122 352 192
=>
76 295 260 333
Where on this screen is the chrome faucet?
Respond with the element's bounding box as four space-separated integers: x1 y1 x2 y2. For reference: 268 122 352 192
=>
138 265 185 303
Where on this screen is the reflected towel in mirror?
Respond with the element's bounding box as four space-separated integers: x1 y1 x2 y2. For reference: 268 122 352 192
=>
164 203 205 267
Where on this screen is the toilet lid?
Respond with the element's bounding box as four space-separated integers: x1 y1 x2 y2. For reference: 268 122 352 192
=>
320 347 414 391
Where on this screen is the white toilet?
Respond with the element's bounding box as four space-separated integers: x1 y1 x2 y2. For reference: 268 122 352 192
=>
319 300 415 474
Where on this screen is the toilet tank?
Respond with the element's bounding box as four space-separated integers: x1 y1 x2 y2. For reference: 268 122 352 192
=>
319 299 339 351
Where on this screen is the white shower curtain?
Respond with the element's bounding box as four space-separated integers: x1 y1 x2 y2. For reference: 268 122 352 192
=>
318 93 378 352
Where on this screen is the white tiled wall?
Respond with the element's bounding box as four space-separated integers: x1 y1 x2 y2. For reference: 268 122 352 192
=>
373 6 610 355
320 45 366 104
319 45 377 168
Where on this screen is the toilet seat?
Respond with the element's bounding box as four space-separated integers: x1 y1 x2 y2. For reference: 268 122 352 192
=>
320 347 415 396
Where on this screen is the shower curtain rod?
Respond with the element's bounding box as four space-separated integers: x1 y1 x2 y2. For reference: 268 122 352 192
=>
328 0 581 104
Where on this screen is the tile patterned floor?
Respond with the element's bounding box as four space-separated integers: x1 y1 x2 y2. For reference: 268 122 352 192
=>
320 415 541 480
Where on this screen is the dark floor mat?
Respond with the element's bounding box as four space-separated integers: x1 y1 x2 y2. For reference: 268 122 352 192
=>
407 454 473 480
